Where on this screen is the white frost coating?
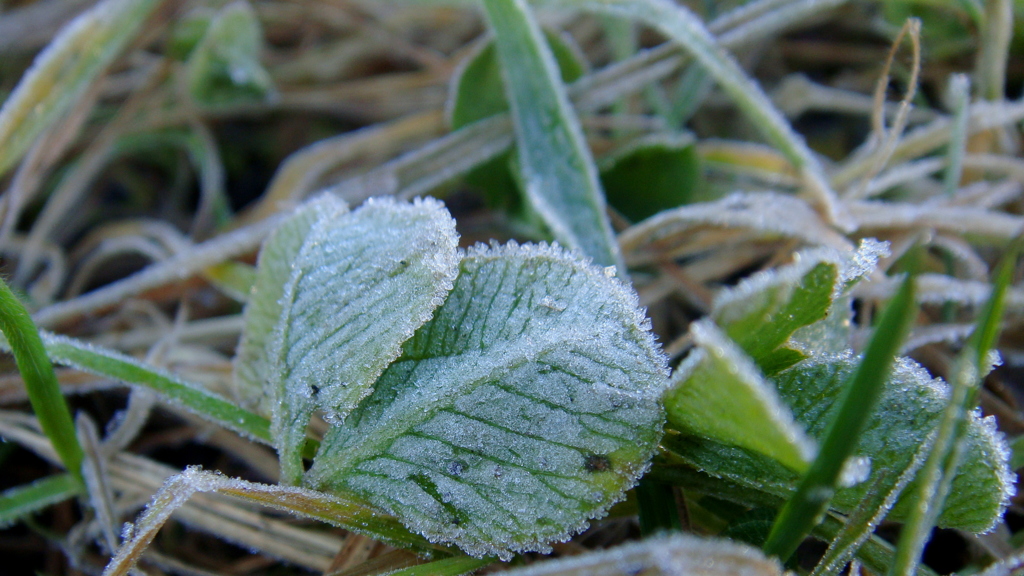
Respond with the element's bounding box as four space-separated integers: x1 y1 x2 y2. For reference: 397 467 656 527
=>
234 196 343 416
901 323 977 354
668 319 817 470
840 238 889 288
619 192 853 259
237 194 461 483
838 456 871 488
976 412 1017 533
306 241 669 559
713 237 887 323
500 533 783 576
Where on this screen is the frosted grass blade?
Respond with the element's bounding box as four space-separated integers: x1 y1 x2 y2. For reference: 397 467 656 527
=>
764 266 918 561
307 242 668 559
0 473 80 528
237 195 461 484
388 556 495 576
540 0 846 227
498 533 784 576
0 332 274 445
102 467 438 576
0 278 83 483
810 442 929 576
0 0 159 177
481 0 623 270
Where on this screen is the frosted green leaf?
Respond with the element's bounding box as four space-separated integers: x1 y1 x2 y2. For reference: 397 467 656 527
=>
186 1 275 109
713 239 888 374
499 533 784 576
665 319 815 473
790 296 854 356
233 197 340 416
714 261 836 375
235 195 461 484
668 353 1014 532
306 242 668 559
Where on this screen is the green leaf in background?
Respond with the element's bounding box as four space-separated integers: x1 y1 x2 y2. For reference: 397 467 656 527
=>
481 0 623 271
234 195 461 484
449 30 586 129
168 8 215 61
306 242 668 558
1010 434 1024 471
497 533 784 576
715 261 836 375
720 507 777 549
668 354 1014 533
448 27 587 220
712 240 888 375
186 1 275 109
665 319 816 473
599 134 702 223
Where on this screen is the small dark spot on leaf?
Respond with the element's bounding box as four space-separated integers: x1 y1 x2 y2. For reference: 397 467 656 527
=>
446 459 468 476
584 454 611 472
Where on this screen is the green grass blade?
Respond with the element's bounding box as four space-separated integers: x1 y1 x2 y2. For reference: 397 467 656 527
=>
887 241 1020 576
0 473 81 528
968 238 1021 368
542 0 845 227
0 278 84 484
481 0 624 271
38 334 272 444
763 260 919 561
0 0 159 177
0 331 273 445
